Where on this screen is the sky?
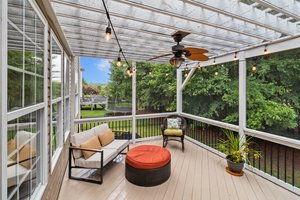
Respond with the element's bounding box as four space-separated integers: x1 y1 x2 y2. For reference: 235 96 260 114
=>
80 57 111 84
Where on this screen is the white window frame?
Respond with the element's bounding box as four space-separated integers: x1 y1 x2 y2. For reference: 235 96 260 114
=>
50 31 63 172
2 0 49 199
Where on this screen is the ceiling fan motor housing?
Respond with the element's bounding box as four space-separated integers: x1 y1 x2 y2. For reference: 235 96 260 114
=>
172 44 184 57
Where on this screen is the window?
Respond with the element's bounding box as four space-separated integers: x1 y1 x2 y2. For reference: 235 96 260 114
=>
63 54 70 139
51 34 63 162
7 0 44 112
51 38 62 100
7 112 42 200
7 1 46 199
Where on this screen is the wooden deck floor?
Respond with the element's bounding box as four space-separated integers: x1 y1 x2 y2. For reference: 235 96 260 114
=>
58 140 300 200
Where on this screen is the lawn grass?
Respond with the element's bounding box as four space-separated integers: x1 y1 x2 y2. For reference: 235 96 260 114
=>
80 105 109 118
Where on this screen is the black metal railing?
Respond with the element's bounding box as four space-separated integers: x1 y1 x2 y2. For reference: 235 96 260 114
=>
185 118 231 151
247 137 300 188
76 116 165 140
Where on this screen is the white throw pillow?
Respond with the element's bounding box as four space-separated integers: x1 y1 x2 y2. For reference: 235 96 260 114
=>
167 118 179 129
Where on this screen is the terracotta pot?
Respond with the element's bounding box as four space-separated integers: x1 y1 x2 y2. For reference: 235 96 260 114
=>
226 156 244 173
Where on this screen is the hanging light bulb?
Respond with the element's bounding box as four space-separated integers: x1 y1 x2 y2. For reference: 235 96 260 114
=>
252 63 257 71
264 45 269 55
105 24 111 41
197 63 201 69
116 57 122 67
184 72 188 77
234 52 238 61
116 49 122 67
126 67 131 75
214 71 219 76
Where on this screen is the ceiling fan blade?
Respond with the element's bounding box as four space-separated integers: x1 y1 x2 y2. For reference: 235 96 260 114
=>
183 47 209 54
169 57 174 65
187 54 209 61
146 54 173 61
158 50 174 52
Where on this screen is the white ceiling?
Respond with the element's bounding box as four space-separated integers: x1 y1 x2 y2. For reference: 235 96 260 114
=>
50 0 300 64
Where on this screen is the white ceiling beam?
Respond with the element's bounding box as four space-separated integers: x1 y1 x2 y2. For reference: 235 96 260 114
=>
51 0 256 45
114 0 270 41
180 0 297 35
254 0 300 21
57 14 239 50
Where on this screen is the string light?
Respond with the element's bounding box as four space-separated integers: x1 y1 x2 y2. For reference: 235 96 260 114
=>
252 63 257 71
102 0 131 75
116 49 122 67
213 58 216 64
105 24 111 41
214 71 219 76
233 52 238 61
264 45 269 55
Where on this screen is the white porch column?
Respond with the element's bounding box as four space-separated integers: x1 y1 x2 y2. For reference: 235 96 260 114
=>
0 0 8 199
239 52 246 143
70 56 76 134
176 68 183 114
132 62 137 144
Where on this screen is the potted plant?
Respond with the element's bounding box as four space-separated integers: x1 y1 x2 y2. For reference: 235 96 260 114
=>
218 130 260 174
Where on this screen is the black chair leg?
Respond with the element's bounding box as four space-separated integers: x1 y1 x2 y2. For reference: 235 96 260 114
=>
181 136 184 151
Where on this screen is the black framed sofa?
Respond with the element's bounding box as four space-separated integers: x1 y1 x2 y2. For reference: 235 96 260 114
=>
69 123 129 184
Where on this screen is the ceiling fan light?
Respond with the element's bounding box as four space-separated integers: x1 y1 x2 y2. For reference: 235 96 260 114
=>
174 57 185 68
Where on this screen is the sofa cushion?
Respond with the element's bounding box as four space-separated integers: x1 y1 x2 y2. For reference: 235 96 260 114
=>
16 131 36 148
80 136 102 159
93 123 109 135
164 128 183 136
7 158 29 187
102 140 129 152
71 129 96 159
98 129 114 146
19 144 36 169
8 139 16 157
74 148 117 168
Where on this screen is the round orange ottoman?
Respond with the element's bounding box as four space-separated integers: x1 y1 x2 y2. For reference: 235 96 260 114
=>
125 145 171 186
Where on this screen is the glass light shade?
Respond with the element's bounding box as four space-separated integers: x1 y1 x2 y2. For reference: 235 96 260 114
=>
173 57 185 68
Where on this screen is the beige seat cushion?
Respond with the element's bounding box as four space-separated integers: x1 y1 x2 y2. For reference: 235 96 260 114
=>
80 136 102 159
19 144 36 169
102 140 129 152
164 128 183 136
98 129 115 146
74 148 117 168
71 129 96 159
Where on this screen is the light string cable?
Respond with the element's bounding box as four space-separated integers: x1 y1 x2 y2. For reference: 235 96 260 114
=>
101 0 131 69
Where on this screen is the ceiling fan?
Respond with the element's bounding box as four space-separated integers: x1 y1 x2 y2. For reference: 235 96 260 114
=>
147 30 209 68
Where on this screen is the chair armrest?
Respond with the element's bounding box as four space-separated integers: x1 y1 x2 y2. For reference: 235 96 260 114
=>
69 146 103 153
112 130 130 133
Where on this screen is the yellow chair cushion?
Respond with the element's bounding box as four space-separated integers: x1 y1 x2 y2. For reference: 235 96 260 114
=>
164 129 183 136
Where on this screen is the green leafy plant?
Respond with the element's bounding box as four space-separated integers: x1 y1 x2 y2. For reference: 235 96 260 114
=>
218 130 260 164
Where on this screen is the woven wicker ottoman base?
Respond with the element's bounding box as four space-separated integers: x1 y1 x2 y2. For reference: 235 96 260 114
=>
125 145 171 187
